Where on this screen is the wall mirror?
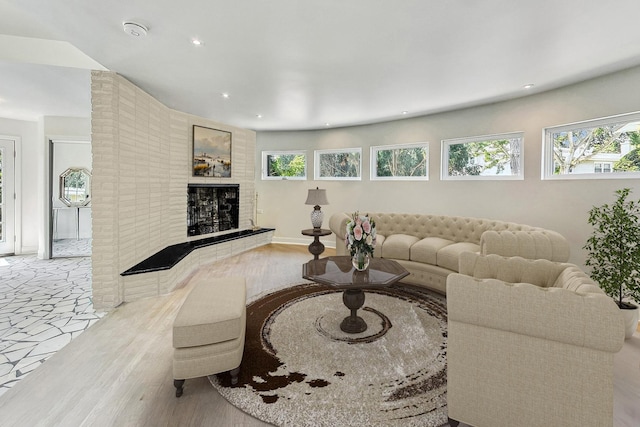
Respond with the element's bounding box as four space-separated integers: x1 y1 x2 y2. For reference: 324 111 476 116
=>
59 167 91 207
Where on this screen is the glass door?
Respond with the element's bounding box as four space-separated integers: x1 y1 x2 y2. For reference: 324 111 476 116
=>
0 138 16 255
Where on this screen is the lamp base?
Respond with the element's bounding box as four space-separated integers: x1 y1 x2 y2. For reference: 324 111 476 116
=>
310 206 324 229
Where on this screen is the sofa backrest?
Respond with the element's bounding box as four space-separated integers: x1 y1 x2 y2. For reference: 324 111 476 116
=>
369 212 536 244
553 265 603 294
459 252 566 287
330 212 570 262
459 252 605 295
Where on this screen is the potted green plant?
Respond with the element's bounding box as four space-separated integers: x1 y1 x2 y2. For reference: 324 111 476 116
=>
584 188 640 339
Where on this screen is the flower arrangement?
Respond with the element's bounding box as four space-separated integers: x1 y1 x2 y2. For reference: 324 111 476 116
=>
345 212 377 258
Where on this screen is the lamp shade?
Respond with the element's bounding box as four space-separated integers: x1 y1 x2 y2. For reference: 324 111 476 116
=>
305 188 329 206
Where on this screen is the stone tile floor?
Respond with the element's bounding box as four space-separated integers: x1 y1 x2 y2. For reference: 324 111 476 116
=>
0 240 103 397
52 238 92 258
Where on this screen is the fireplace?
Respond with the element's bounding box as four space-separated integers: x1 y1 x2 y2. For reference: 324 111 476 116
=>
187 184 239 236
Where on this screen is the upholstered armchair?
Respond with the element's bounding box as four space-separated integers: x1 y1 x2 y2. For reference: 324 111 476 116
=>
446 253 625 427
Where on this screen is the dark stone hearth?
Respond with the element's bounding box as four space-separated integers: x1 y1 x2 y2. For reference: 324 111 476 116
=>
121 228 274 276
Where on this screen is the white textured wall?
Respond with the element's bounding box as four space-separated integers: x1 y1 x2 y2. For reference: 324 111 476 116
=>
91 71 257 310
256 65 640 269
0 117 38 254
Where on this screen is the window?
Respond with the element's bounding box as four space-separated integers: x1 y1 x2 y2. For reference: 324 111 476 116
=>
261 150 306 180
594 162 612 173
371 142 429 181
543 111 640 179
314 148 361 180
441 132 524 180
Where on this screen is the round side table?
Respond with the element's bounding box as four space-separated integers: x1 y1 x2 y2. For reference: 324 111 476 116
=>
301 228 332 260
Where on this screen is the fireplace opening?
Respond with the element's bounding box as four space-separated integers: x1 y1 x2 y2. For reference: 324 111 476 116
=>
187 184 239 236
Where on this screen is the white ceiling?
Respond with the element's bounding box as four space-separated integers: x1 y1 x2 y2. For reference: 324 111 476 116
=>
1 0 640 131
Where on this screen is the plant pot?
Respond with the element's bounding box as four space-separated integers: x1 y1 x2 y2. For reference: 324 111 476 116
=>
620 302 639 339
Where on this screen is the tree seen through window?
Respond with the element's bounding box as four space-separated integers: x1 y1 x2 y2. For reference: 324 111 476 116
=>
446 136 522 178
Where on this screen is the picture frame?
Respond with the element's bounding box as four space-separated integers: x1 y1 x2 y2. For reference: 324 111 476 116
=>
192 125 232 177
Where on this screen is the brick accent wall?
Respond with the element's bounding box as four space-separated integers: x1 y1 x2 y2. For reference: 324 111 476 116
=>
91 71 261 310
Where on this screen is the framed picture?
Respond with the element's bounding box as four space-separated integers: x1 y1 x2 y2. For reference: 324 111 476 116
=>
192 125 232 177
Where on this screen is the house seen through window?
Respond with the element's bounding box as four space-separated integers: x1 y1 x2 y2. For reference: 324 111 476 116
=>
544 111 640 179
441 132 524 180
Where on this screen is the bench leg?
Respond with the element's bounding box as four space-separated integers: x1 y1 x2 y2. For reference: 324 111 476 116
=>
230 367 240 385
174 379 185 397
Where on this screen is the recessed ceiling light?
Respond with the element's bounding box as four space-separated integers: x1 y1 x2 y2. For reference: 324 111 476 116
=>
123 22 148 37
221 93 230 99
523 83 534 89
256 114 263 119
325 123 331 127
192 38 203 46
402 111 408 115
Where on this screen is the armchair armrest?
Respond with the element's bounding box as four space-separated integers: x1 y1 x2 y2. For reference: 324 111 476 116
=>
446 273 624 353
329 212 351 256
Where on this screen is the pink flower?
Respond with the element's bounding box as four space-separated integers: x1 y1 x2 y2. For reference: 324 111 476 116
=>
362 220 371 234
353 225 363 241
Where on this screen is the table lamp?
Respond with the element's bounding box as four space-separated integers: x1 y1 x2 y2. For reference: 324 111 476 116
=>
305 187 329 229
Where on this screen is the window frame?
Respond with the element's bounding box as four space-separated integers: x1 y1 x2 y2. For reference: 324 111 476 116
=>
261 150 307 180
594 162 613 174
542 111 640 180
370 142 429 181
441 131 525 181
314 147 362 181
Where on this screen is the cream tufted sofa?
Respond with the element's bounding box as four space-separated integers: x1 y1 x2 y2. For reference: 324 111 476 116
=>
328 212 570 294
446 253 625 427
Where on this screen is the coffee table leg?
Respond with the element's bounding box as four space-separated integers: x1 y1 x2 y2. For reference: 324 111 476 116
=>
340 289 367 333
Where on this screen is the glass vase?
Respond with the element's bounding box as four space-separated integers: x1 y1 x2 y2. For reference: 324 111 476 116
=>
352 248 370 271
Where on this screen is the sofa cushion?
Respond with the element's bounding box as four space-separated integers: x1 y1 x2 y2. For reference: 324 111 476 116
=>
437 242 480 272
410 237 455 265
381 234 420 260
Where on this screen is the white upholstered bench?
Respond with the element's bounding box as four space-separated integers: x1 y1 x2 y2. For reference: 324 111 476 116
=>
172 276 246 397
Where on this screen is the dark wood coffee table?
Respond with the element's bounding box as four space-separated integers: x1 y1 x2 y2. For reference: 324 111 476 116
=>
302 256 409 333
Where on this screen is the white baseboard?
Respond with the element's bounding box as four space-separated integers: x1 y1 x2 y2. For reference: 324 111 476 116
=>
17 246 38 255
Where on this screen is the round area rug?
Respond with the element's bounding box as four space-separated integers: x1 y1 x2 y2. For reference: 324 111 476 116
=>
210 282 449 427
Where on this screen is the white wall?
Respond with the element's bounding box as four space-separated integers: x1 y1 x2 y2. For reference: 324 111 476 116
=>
256 65 640 269
0 116 91 255
0 117 38 254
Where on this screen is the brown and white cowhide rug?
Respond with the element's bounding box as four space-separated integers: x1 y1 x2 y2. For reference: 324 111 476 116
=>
210 282 449 427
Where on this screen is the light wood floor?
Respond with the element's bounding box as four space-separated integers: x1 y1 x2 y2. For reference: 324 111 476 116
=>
0 244 638 427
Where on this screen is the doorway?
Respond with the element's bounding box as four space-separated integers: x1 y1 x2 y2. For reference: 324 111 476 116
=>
0 138 16 255
51 139 92 257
